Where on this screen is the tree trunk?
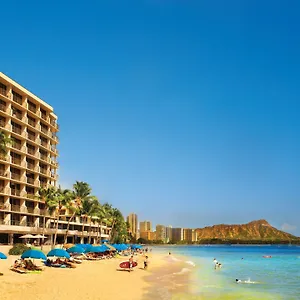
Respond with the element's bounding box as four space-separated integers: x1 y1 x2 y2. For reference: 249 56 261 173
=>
88 219 92 244
53 209 60 249
63 212 76 245
108 220 115 242
96 223 100 244
81 216 85 244
41 209 47 250
99 221 102 244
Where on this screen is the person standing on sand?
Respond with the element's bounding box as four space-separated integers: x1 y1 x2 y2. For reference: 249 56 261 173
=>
144 256 149 270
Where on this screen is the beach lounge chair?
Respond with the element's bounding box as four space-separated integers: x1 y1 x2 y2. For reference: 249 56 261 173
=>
10 267 27 274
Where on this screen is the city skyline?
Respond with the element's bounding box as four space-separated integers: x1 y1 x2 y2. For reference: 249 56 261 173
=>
1 1 299 235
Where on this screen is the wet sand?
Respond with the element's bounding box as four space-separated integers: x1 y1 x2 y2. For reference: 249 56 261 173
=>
0 246 199 300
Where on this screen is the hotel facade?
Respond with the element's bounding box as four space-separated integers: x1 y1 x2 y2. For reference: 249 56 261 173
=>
0 73 109 244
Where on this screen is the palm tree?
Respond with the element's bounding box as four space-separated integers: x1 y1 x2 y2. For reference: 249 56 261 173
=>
52 187 72 248
37 187 56 250
0 131 11 157
95 204 108 244
80 196 99 244
78 195 98 243
106 206 124 242
63 181 91 245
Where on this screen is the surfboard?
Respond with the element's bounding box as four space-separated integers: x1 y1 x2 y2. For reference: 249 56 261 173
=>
119 261 138 269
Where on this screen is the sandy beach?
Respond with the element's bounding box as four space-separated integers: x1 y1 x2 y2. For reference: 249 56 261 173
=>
0 247 173 300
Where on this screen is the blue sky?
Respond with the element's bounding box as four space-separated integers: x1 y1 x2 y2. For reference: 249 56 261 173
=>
2 1 300 234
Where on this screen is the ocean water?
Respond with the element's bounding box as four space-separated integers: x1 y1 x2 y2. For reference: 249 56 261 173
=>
152 245 300 300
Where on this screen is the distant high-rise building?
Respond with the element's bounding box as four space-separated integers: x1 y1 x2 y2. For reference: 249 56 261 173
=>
172 228 184 242
139 221 152 232
183 228 197 242
126 213 138 238
140 230 156 241
165 225 172 243
156 224 166 242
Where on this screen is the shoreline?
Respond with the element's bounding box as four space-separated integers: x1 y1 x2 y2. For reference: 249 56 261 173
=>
0 246 196 300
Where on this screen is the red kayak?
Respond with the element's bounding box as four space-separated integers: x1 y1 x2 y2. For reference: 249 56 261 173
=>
119 261 138 269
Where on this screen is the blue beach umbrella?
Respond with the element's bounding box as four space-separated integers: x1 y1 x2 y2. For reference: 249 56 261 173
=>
21 249 47 260
84 244 94 253
0 252 7 259
91 246 105 253
101 244 110 251
47 249 70 259
67 246 85 254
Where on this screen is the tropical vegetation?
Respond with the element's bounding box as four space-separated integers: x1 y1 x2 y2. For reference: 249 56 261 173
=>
0 130 11 157
37 181 129 248
9 243 30 255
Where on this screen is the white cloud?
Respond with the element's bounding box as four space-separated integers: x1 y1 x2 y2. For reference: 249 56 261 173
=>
281 223 297 232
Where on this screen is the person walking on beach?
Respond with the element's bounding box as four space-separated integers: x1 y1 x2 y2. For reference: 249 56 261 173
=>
129 255 134 272
144 256 149 270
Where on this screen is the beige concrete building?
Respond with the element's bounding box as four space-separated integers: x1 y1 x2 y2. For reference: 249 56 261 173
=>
127 213 138 238
0 73 110 244
171 228 184 242
156 224 166 242
183 228 198 243
165 225 172 243
140 230 156 241
139 220 152 232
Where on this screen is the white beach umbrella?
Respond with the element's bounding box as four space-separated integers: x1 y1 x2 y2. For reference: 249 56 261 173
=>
34 234 46 239
19 234 36 239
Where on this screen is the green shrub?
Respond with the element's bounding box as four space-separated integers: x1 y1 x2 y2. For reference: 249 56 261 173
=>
8 243 30 255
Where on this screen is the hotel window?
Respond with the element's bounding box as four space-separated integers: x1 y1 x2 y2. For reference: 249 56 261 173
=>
40 122 49 134
27 115 36 127
0 99 6 112
0 116 5 127
11 137 22 150
40 136 48 147
40 108 47 120
0 83 6 96
28 100 37 113
27 129 36 141
11 121 22 135
12 90 23 105
26 158 35 170
26 143 36 155
10 152 21 165
26 172 35 184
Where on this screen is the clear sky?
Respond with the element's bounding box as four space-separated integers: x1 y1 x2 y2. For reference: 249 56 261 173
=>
2 1 300 235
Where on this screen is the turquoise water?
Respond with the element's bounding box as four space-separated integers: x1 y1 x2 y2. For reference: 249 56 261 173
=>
154 245 300 299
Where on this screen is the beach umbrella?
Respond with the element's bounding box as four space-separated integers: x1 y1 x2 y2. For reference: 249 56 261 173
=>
0 252 7 259
101 244 110 251
47 249 70 259
91 246 105 253
64 243 74 249
67 246 85 254
84 244 94 253
21 249 47 260
34 234 46 239
19 234 36 239
104 244 116 251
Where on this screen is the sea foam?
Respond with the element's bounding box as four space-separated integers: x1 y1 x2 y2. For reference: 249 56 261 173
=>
173 268 191 275
185 260 196 267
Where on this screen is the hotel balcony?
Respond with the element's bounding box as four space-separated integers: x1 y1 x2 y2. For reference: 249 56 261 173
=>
0 85 7 97
11 109 25 123
0 103 7 113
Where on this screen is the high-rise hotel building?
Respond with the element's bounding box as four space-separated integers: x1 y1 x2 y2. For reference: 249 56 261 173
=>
0 73 109 244
127 213 138 238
